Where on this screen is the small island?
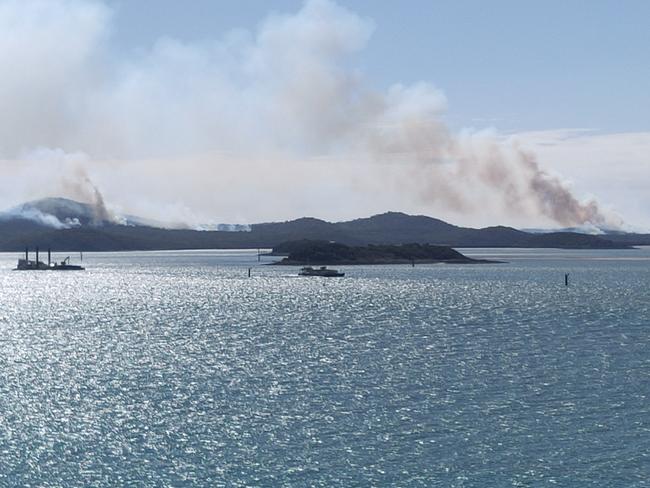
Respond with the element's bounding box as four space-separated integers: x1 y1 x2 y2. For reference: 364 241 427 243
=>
270 240 501 265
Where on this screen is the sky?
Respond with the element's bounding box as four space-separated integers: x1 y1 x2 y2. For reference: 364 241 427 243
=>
1 0 649 229
108 0 650 133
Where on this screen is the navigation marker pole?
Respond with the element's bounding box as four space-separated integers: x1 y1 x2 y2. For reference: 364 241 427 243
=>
565 273 569 287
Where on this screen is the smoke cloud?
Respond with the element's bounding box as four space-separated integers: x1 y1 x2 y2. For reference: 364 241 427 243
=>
0 0 623 229
60 165 113 224
2 148 116 225
0 206 78 229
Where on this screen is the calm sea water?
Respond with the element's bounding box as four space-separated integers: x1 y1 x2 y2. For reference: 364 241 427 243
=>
0 247 648 487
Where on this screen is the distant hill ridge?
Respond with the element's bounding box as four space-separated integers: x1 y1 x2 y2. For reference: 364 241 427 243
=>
0 198 642 251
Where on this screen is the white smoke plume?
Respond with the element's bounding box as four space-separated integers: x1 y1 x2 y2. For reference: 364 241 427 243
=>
1 148 117 225
0 0 624 229
0 206 78 229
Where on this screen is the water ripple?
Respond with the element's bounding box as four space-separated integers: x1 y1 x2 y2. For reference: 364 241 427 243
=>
0 249 648 486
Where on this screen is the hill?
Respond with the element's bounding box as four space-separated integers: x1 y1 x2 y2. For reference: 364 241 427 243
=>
271 240 499 265
0 198 637 251
603 232 650 246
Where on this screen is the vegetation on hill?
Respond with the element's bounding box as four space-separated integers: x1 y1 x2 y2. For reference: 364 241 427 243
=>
0 201 636 252
604 233 650 246
271 240 499 265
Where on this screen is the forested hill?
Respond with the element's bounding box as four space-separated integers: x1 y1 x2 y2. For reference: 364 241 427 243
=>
0 200 635 251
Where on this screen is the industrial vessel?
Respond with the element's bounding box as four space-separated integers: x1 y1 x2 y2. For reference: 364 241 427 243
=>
15 248 85 271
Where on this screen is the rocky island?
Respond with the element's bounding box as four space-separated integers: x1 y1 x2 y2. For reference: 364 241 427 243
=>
270 240 501 265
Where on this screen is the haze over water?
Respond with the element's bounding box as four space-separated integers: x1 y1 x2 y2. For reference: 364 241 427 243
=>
0 248 648 486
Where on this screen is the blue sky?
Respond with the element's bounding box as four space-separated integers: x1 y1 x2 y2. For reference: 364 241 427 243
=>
108 0 650 133
1 0 649 228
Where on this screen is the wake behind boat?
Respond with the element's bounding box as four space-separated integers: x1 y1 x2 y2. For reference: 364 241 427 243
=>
298 266 344 277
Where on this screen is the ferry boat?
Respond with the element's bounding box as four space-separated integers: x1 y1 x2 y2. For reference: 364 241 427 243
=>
298 266 344 277
15 248 85 271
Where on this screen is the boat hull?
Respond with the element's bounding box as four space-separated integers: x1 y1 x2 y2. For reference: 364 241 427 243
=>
298 266 345 277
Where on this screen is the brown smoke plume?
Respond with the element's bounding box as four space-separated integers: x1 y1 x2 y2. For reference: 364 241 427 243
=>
61 165 113 225
364 111 621 229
